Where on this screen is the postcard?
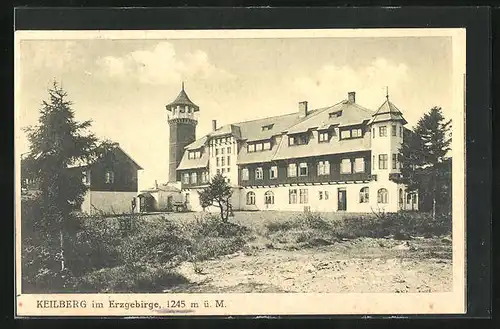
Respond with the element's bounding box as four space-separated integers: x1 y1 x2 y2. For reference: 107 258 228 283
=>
15 27 466 316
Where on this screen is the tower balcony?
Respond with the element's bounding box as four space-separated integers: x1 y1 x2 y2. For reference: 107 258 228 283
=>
167 110 200 122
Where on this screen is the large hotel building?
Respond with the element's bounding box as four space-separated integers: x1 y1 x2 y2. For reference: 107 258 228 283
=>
167 84 418 213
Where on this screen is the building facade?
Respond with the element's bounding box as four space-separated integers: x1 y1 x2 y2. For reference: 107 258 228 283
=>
170 87 418 213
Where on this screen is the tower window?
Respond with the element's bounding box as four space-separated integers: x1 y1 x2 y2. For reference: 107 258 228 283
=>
392 124 397 136
379 154 388 170
227 156 231 166
379 126 387 137
392 154 397 169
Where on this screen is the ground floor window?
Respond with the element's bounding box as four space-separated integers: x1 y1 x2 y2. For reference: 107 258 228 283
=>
264 191 274 205
359 187 369 203
289 189 297 204
318 190 329 200
377 188 388 204
299 188 308 204
246 191 255 205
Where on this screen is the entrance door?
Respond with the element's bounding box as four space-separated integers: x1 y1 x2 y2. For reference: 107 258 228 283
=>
337 189 347 211
167 195 173 211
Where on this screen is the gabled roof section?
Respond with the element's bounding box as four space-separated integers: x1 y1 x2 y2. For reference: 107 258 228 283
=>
166 83 199 111
66 143 143 170
210 124 242 139
185 136 208 150
368 96 407 125
176 148 209 170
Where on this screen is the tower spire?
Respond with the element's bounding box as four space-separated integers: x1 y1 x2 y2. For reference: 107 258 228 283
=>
182 81 185 91
386 86 389 100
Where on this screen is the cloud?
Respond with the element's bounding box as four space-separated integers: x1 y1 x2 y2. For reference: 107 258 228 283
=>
290 57 410 108
96 42 235 85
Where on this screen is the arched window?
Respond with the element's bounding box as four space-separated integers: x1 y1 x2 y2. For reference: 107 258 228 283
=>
246 191 256 205
399 188 404 204
264 191 274 205
359 187 369 203
377 188 388 204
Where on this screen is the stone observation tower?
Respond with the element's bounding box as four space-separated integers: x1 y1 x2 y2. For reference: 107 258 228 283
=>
166 82 199 182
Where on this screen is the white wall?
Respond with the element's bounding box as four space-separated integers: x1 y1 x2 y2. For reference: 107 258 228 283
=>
81 190 137 215
238 180 402 213
184 187 242 212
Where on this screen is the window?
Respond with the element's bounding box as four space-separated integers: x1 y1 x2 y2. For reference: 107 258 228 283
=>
216 149 219 156
221 168 226 174
242 168 249 181
299 188 308 204
288 163 297 177
341 159 352 174
392 154 397 169
378 154 388 170
255 167 263 180
317 161 330 175
319 191 329 200
288 136 296 146
221 148 225 155
216 169 221 174
324 191 329 200
299 162 308 176
202 171 209 183
289 189 297 204
354 158 365 173
216 157 220 166
319 191 323 200
329 110 342 118
392 124 397 136
319 131 329 142
406 193 411 204
105 170 114 184
248 144 256 152
264 191 274 205
263 141 271 150
360 187 369 203
289 134 308 145
400 126 403 138
190 172 197 184
379 126 387 137
377 188 388 204
188 152 192 159
82 170 90 185
227 147 231 154
262 124 274 131
227 156 231 166
399 188 404 205
183 173 189 184
340 130 351 139
246 191 256 205
270 166 278 179
221 157 225 166
195 151 201 158
372 155 376 170
373 128 375 138
256 143 263 152
351 128 362 138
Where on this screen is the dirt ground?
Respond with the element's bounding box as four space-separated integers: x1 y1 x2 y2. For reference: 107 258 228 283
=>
154 212 453 294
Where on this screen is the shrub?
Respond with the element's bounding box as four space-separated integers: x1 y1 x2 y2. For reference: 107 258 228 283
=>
189 214 250 238
76 264 189 293
191 236 246 261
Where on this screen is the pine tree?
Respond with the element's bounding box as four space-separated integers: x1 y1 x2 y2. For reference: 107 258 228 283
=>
198 173 233 222
399 107 452 219
23 81 98 274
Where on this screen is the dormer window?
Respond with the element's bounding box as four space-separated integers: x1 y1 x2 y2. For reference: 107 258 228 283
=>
289 133 308 146
188 150 202 159
318 131 329 143
329 110 342 119
248 140 272 152
262 124 274 131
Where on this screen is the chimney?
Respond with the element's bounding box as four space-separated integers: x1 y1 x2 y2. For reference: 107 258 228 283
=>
212 120 217 131
299 101 308 117
348 92 356 103
154 180 158 189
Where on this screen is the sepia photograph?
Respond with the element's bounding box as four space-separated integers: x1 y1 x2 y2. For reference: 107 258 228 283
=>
15 28 466 316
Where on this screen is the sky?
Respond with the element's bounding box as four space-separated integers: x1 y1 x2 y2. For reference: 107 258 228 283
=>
16 35 454 191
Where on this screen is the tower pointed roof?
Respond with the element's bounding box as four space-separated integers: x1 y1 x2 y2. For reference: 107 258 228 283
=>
368 92 407 125
167 82 199 111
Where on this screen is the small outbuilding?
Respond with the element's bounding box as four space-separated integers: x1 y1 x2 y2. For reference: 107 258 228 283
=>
137 182 185 212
